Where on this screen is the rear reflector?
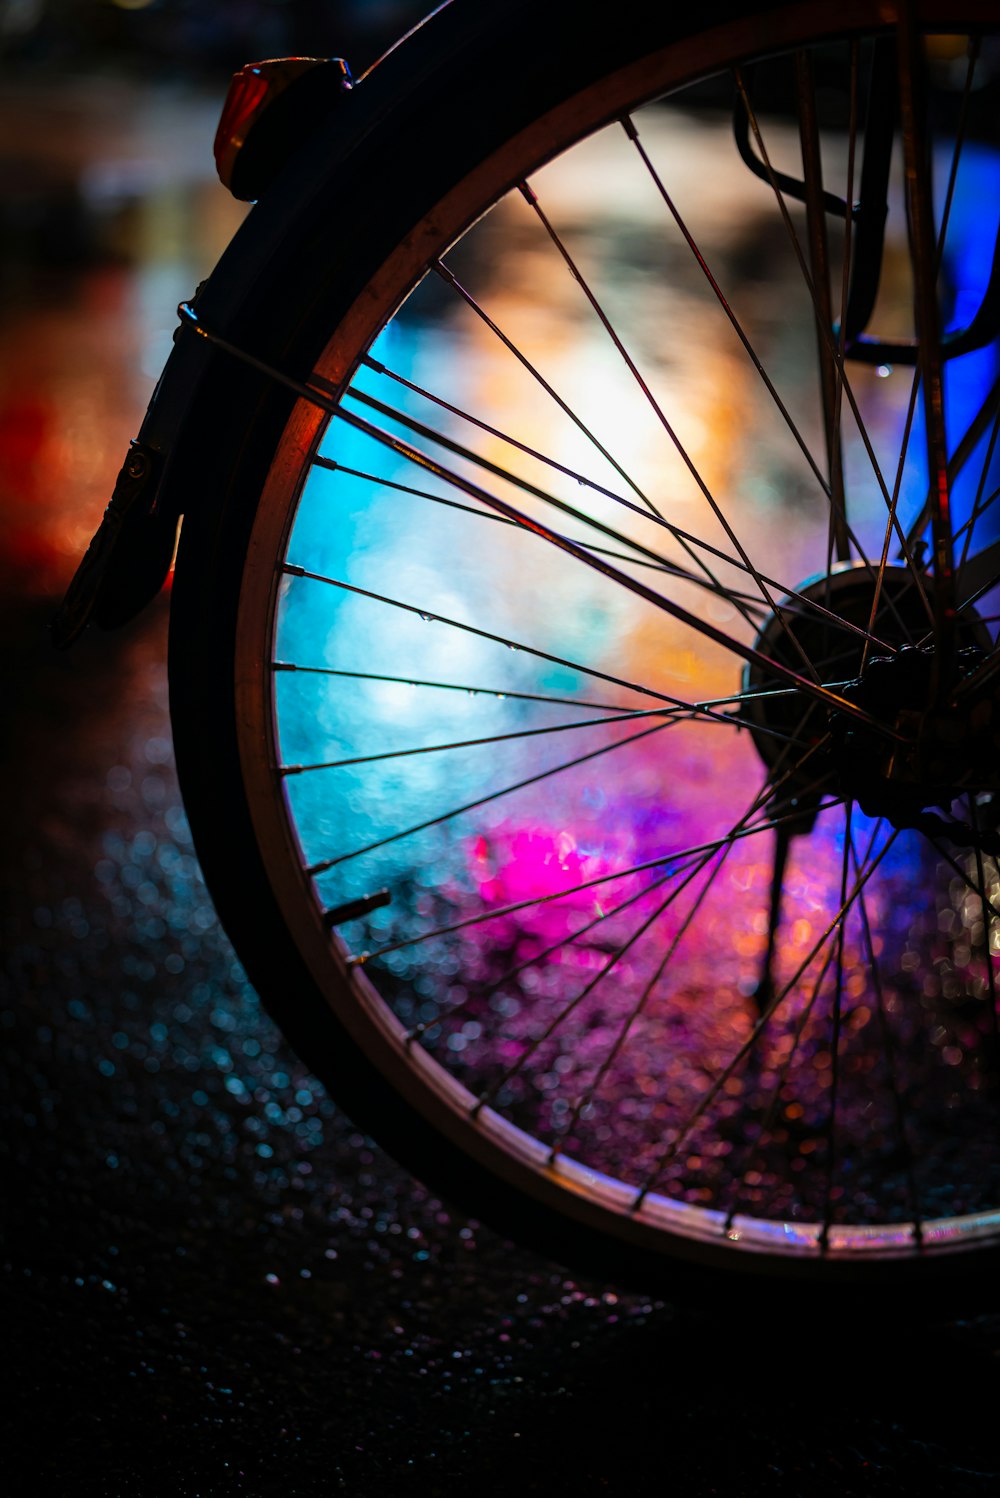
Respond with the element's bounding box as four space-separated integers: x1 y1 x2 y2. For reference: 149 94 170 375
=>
214 57 332 193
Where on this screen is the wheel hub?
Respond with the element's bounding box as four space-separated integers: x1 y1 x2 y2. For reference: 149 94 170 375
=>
830 640 997 824
743 563 999 841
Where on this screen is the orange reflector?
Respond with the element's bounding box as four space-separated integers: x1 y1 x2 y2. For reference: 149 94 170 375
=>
214 58 328 191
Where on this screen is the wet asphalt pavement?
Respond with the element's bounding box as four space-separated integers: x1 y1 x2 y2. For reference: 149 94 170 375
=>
4 595 1000 1495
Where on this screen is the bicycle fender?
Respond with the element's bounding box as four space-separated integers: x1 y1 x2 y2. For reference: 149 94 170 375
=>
50 320 215 648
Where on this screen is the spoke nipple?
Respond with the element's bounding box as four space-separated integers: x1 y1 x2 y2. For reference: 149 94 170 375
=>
346 951 369 968
518 180 537 204
284 563 306 578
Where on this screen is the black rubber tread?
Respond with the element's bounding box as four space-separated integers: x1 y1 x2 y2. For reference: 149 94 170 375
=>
166 0 1000 1309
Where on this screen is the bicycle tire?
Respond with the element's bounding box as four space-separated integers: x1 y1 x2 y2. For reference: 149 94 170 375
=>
167 0 1000 1307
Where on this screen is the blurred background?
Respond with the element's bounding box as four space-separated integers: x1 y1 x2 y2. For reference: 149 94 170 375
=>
0 0 428 602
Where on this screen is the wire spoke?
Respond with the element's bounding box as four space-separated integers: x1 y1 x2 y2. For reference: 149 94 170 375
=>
519 177 823 682
340 383 772 616
324 403 907 731
621 111 829 503
884 40 986 659
314 451 769 604
358 354 684 525
337 390 902 657
429 257 779 626
958 484 1000 545
549 839 730 1160
280 697 804 778
348 712 838 974
349 719 840 963
272 663 643 713
849 829 924 1237
404 737 841 1025
309 719 670 878
819 801 852 1250
472 846 717 1117
970 832 994 1042
959 405 1000 577
864 373 924 673
876 41 979 631
626 74 914 647
487 866 677 997
823 41 859 571
431 257 665 518
352 790 844 964
861 28 980 653
405 862 681 1045
924 836 1000 925
898 5 959 682
734 68 935 628
968 799 1000 1047
726 813 883 1231
282 564 823 745
632 820 901 1209
470 760 821 1115
408 724 835 1059
723 942 838 1232
282 564 678 708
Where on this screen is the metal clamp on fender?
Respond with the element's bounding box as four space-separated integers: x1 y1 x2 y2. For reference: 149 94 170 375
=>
50 440 172 649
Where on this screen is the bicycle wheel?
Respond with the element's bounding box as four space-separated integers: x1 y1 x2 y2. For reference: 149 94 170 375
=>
168 0 1000 1303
